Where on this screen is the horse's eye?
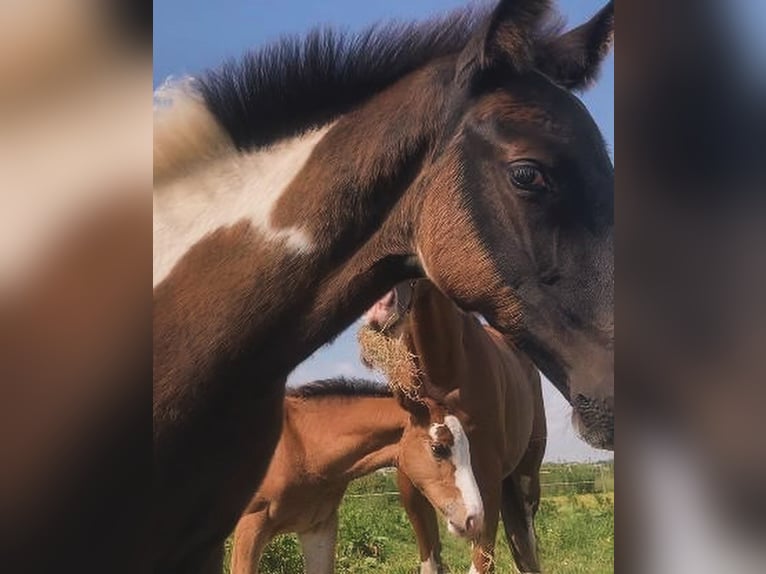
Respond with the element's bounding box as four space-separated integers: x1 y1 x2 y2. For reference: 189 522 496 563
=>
430 443 451 459
508 161 548 193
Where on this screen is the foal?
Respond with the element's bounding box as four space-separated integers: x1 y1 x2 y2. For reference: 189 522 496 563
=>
231 378 482 574
363 280 547 573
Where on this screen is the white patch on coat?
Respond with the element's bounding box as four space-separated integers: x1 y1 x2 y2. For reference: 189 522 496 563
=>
153 85 333 285
419 551 440 574
298 519 337 574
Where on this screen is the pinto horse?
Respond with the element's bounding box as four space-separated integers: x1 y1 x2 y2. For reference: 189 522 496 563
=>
363 279 547 573
153 1 614 570
230 378 482 574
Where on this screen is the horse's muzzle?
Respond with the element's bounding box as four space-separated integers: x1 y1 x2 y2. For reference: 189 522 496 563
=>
573 394 614 450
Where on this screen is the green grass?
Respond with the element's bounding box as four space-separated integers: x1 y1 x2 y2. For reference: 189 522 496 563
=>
222 463 613 573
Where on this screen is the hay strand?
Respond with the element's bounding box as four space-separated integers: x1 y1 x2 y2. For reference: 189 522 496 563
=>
357 325 423 402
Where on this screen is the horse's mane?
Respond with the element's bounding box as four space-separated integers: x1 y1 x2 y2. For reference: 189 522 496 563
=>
287 377 392 399
195 6 489 151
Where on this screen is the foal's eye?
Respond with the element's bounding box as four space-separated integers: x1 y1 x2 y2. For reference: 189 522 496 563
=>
430 443 451 459
508 161 548 194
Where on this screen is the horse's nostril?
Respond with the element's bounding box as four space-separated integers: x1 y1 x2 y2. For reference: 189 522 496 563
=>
573 393 589 408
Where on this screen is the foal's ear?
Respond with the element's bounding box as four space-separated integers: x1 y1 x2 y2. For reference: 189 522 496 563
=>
456 0 551 83
534 1 614 90
398 392 430 424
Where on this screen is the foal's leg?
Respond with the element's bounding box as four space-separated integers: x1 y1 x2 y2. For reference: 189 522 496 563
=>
231 511 272 574
499 471 541 573
298 511 339 574
397 469 444 573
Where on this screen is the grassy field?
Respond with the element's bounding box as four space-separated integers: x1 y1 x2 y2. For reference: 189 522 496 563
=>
222 462 614 573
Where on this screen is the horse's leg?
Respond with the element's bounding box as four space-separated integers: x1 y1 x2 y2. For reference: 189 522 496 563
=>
468 504 499 573
297 510 338 574
499 440 545 574
499 471 541 573
231 510 272 574
465 478 499 574
397 468 443 573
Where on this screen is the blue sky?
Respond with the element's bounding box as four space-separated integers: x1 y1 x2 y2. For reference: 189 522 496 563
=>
154 1 614 462
730 0 766 80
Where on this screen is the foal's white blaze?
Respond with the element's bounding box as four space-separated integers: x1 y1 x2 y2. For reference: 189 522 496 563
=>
153 82 331 285
430 415 484 535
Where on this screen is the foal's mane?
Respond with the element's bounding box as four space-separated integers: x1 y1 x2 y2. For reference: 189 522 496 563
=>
287 377 392 399
196 6 488 151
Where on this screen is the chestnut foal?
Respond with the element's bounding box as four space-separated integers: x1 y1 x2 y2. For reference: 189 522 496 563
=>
363 280 547 573
231 378 482 574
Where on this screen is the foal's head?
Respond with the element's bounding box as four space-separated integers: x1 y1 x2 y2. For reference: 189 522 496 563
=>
361 294 483 538
398 396 483 540
408 0 614 449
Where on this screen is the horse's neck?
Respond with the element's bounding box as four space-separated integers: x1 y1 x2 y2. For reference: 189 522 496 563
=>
153 71 444 431
153 221 413 430
287 397 406 481
154 142 409 417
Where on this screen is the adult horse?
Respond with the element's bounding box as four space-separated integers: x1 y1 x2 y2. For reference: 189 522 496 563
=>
153 0 614 570
362 279 547 573
230 377 483 574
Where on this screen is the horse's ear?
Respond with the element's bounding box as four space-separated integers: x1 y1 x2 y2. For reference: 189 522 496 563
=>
456 0 551 83
534 1 614 91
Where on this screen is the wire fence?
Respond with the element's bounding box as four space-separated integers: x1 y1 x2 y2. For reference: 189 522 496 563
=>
345 462 614 500
539 462 614 496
